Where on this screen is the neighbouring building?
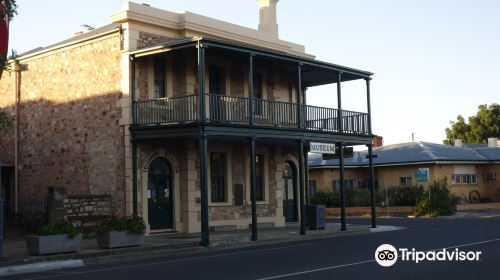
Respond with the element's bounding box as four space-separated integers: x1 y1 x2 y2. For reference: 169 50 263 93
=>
0 1 375 240
309 138 500 203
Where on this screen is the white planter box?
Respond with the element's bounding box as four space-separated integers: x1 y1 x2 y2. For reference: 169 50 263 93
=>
26 233 82 255
97 231 144 248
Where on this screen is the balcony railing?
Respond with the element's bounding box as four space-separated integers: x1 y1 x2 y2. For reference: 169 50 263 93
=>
133 94 370 135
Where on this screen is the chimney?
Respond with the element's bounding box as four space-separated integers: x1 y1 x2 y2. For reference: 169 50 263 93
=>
372 136 383 148
488 137 499 148
454 139 463 148
257 0 279 38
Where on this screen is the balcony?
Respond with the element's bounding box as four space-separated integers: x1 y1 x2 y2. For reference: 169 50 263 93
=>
132 94 369 135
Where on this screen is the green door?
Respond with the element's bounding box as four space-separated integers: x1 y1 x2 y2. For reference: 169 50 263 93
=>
148 158 173 230
282 164 297 222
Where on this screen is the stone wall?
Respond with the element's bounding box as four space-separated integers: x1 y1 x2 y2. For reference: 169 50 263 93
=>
64 194 113 217
137 31 172 49
47 186 113 223
0 33 126 216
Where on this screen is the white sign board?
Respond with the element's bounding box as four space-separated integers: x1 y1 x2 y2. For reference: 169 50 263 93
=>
310 142 336 154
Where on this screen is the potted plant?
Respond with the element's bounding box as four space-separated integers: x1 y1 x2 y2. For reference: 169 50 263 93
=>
26 220 82 255
96 216 146 248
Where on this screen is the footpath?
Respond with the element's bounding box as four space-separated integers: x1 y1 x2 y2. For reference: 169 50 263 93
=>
0 222 401 276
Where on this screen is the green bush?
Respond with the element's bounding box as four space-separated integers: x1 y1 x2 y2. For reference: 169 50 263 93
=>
310 190 337 207
415 178 455 217
311 188 376 207
125 216 147 235
345 188 370 207
379 185 424 207
97 216 146 235
37 220 80 238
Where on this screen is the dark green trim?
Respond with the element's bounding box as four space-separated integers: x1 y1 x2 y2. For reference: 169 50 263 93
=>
366 78 373 135
199 129 209 246
249 54 255 126
296 65 302 128
250 137 257 241
198 44 206 122
132 141 138 216
130 124 374 145
130 37 373 86
337 142 346 231
367 144 376 228
298 141 306 235
337 72 343 134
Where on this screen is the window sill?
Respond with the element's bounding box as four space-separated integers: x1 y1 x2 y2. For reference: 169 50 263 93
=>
209 202 233 207
246 200 269 205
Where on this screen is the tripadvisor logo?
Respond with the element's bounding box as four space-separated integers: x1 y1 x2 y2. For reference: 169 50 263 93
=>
375 244 482 267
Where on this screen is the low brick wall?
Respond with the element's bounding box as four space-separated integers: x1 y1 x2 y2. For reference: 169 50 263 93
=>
456 203 500 211
47 187 114 223
63 194 113 217
325 206 414 217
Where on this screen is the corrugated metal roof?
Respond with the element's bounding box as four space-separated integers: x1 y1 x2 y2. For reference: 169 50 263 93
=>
18 23 121 57
309 141 500 168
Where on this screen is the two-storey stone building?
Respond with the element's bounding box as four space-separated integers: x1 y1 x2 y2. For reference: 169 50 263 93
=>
0 1 376 242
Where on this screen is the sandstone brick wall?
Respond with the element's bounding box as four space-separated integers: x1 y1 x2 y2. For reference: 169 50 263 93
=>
0 70 16 166
137 32 172 49
0 33 126 216
64 194 113 217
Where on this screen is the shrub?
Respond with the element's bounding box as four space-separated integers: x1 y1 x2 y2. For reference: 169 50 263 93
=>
97 216 146 235
379 185 424 207
311 188 377 207
345 188 370 207
125 216 147 235
310 190 337 207
415 178 455 217
37 220 79 238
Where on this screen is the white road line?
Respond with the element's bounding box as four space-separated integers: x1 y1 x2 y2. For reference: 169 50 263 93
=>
256 237 500 280
20 243 313 280
256 260 375 280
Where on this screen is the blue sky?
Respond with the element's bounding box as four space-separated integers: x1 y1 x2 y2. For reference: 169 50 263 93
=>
9 0 500 145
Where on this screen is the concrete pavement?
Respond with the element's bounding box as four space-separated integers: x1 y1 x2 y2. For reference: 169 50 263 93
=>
2 216 499 280
0 221 398 276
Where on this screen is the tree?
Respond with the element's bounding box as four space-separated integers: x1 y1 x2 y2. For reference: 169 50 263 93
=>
444 103 500 144
0 0 18 75
0 0 17 131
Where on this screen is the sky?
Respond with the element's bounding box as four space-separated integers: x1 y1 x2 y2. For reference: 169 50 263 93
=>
8 0 500 145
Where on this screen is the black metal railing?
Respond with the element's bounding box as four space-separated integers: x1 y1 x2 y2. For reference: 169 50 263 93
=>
133 94 369 135
133 95 198 125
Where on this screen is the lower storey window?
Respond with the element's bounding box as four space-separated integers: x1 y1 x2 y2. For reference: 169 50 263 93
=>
332 179 355 191
255 155 264 201
452 174 477 185
308 180 317 197
400 177 412 187
210 153 226 202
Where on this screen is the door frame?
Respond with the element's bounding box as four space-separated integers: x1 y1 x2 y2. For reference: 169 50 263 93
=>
147 158 174 230
140 150 182 234
283 160 298 222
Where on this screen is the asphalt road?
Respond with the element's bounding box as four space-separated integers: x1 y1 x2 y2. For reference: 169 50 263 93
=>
5 216 500 280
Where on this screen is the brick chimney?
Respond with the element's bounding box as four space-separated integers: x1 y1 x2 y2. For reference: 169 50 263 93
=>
372 136 383 148
257 0 279 38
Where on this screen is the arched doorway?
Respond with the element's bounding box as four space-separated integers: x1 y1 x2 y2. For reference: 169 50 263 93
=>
282 161 298 222
147 158 173 230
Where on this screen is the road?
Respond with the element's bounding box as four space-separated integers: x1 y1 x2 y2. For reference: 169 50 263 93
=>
5 215 500 280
